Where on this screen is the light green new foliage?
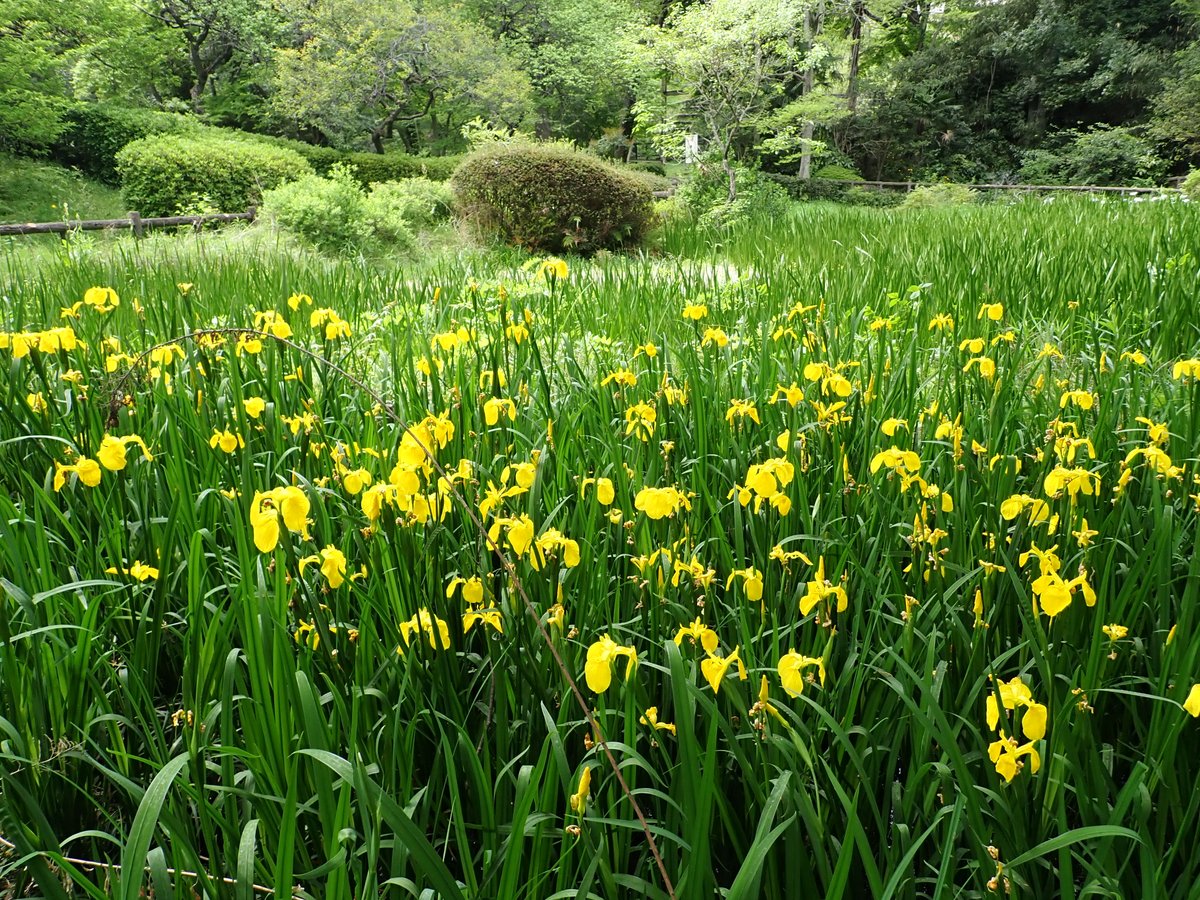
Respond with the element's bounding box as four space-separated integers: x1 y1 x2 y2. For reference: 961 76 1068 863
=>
0 196 1199 899
364 178 452 234
900 183 978 209
261 167 429 252
261 165 378 252
1181 169 1200 201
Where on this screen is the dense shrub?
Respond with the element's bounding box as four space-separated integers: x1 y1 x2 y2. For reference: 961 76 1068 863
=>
590 133 631 161
765 173 902 206
1063 127 1165 185
1016 148 1067 185
54 104 196 183
844 185 904 208
262 166 417 252
767 174 851 202
361 195 416 248
116 135 312 216
676 164 792 227
262 166 375 251
652 195 688 227
900 182 978 209
628 160 667 177
452 143 653 252
1182 170 1200 201
1018 127 1166 186
363 178 453 229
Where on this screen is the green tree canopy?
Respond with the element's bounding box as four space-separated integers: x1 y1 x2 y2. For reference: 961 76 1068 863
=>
272 0 533 153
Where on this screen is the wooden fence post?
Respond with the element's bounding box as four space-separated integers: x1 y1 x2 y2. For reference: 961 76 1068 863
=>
129 211 143 239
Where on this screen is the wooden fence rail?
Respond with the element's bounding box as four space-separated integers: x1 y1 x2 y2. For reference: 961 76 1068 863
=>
0 207 256 238
850 180 1175 194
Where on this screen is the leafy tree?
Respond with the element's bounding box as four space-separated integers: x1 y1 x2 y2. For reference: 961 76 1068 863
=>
844 0 1194 180
630 0 815 199
0 1 113 150
272 0 533 153
1151 0 1200 163
466 0 645 143
66 2 181 108
143 0 279 114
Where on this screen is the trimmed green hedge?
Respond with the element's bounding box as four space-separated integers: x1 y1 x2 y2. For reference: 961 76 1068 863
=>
116 135 313 216
341 152 460 184
234 137 461 185
45 103 461 191
452 143 653 252
813 164 864 182
54 104 197 183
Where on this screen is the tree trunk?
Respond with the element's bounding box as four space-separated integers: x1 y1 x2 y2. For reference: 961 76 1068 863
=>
722 155 737 201
910 1 930 53
189 45 208 114
798 66 815 180
848 1 864 113
797 7 822 180
798 122 815 180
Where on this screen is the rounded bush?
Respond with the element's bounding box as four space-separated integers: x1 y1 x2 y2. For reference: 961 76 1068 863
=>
451 144 653 253
116 135 312 217
814 164 864 182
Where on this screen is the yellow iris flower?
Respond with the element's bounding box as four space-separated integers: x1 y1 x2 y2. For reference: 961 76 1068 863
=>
53 457 102 491
299 545 347 589
777 651 825 697
249 486 310 553
584 634 638 693
700 646 747 694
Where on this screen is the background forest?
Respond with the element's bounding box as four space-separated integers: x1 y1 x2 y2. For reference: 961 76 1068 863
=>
4 0 1200 189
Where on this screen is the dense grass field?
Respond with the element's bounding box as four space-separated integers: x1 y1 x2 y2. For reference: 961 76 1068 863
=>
1 197 1199 899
